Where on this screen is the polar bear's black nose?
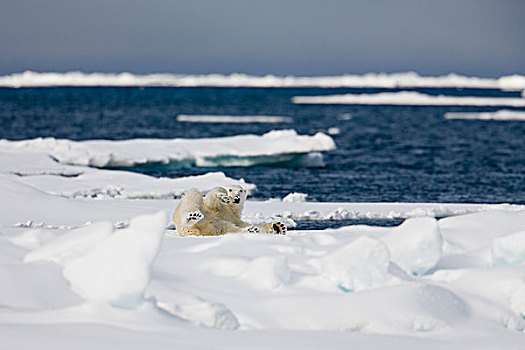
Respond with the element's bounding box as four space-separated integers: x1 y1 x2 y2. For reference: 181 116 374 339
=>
233 197 240 204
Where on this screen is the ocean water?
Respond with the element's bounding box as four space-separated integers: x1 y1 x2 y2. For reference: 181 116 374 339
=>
1 86 524 204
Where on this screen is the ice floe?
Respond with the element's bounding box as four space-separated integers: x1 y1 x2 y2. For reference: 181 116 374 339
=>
177 115 292 123
2 70 525 90
0 129 335 168
292 91 525 106
444 109 525 121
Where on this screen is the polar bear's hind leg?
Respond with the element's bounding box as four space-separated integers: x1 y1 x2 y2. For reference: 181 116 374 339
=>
272 222 287 235
251 222 287 235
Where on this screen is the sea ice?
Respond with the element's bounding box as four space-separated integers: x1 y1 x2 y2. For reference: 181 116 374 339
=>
177 115 292 123
315 236 397 292
492 230 525 266
282 192 308 202
444 110 525 121
156 299 240 330
25 212 167 308
240 255 292 290
0 129 335 168
2 70 525 90
381 217 443 275
292 91 525 106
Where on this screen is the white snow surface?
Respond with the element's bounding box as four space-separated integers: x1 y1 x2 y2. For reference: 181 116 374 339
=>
292 91 525 106
1 140 525 348
2 70 525 90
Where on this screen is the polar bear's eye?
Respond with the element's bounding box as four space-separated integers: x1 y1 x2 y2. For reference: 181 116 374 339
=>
228 189 232 192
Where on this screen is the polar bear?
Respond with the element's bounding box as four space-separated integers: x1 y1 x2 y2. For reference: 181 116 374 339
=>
173 185 286 236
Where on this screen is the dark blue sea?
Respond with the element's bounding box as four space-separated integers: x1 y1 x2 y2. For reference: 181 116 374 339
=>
1 87 524 204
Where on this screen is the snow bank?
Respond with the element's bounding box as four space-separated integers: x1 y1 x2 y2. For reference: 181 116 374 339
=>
381 217 443 275
491 230 525 266
315 236 397 292
444 110 525 121
292 91 525 106
2 70 525 89
177 115 292 123
0 130 335 169
240 255 292 290
25 212 167 307
438 210 525 252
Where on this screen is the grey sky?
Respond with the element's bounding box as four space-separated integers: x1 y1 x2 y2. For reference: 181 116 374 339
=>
1 0 524 77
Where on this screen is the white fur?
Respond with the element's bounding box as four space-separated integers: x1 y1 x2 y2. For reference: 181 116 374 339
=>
173 186 285 236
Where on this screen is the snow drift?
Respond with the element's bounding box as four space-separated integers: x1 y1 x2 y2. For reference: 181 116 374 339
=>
24 212 168 307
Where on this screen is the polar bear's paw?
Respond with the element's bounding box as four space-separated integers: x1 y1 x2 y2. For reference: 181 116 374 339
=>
217 193 232 204
246 225 260 233
270 222 287 235
184 211 204 226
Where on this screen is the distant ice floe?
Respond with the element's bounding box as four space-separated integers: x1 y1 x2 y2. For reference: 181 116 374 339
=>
2 70 525 90
282 192 308 203
0 130 335 169
292 91 525 106
444 110 525 121
177 115 292 123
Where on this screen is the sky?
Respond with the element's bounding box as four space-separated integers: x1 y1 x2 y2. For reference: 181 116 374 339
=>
1 0 524 77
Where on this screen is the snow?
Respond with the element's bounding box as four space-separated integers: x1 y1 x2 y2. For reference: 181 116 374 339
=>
444 110 525 121
2 70 525 90
157 299 240 330
492 230 525 266
2 136 525 349
24 212 167 307
380 217 443 275
292 91 525 106
315 236 397 292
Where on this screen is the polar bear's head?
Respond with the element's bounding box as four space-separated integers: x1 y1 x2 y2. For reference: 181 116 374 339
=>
225 185 248 207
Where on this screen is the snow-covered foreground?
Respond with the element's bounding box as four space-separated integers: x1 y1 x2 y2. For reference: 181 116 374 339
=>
1 136 525 349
